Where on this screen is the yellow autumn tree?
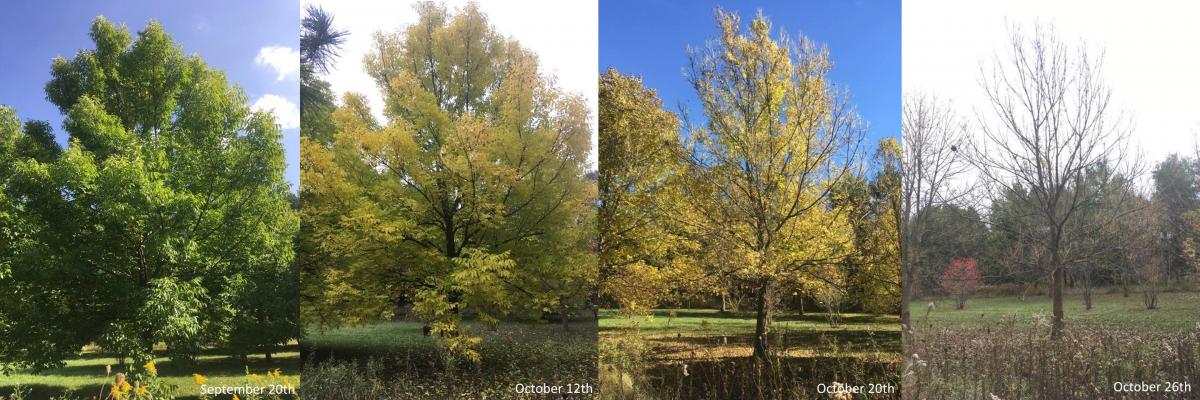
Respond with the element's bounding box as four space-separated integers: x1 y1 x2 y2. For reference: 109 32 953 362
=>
300 2 596 361
680 9 863 359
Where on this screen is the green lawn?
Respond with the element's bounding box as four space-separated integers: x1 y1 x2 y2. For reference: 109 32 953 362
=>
918 290 1200 332
301 319 599 399
0 350 299 400
302 319 597 358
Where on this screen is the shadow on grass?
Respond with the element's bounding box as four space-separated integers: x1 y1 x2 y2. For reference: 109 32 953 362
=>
301 320 598 363
599 309 898 331
644 329 901 353
1 349 301 400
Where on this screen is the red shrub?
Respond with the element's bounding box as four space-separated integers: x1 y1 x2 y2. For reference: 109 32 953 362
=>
940 258 982 309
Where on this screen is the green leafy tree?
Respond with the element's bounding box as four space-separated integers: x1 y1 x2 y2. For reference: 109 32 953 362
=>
1151 154 1198 281
0 17 297 369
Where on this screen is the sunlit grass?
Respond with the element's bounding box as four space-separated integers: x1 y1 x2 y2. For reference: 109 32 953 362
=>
0 350 299 400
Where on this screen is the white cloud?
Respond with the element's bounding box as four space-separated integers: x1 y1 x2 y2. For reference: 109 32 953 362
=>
303 0 599 166
255 46 300 81
904 0 1200 174
252 94 300 129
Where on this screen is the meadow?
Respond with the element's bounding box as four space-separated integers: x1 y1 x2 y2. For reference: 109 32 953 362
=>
599 309 902 399
0 348 299 400
907 291 1200 400
300 319 599 399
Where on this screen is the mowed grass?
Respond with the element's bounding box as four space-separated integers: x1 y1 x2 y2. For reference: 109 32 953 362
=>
300 319 599 399
600 309 901 360
0 349 299 400
919 290 1200 332
302 319 598 359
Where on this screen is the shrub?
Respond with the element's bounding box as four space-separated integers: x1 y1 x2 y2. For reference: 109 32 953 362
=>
939 258 982 309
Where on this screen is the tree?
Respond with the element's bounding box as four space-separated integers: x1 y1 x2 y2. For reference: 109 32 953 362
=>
971 25 1134 338
939 258 982 310
1122 196 1165 309
682 9 862 359
900 93 969 328
301 2 595 345
299 4 348 145
1151 154 1198 281
0 18 297 369
918 204 988 292
840 139 902 314
597 69 691 315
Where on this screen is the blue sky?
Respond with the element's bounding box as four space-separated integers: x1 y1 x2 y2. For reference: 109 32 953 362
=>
0 0 300 189
601 0 900 151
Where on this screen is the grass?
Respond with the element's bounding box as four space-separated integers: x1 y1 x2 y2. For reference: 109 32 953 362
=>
301 319 599 399
907 289 1200 400
0 348 299 400
600 309 900 359
599 309 901 399
918 291 1200 332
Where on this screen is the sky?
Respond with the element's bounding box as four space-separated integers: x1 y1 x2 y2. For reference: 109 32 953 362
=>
0 0 301 189
600 0 902 152
304 0 600 166
905 0 1200 178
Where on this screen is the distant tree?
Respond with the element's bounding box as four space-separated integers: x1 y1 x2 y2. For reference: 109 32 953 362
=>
900 93 969 327
597 69 696 315
940 258 982 310
919 204 988 291
299 4 348 145
1122 197 1165 309
840 139 902 314
1151 154 1198 281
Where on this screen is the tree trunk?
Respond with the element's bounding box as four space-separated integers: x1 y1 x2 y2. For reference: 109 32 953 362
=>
1050 266 1065 339
1082 273 1093 310
752 279 772 359
560 303 571 332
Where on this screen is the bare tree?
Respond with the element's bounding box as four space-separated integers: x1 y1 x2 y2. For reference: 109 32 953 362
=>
900 93 970 328
970 25 1135 338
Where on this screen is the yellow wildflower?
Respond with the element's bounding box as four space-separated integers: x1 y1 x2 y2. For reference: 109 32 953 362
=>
248 373 265 384
143 360 157 377
135 386 148 396
192 373 209 385
112 379 133 399
233 394 241 400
